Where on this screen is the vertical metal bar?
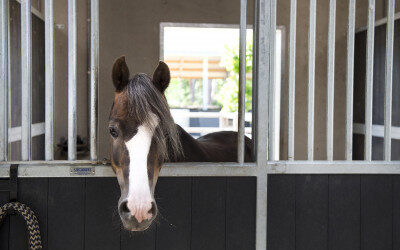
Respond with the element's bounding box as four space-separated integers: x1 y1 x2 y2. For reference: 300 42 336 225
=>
268 0 277 161
345 0 356 161
255 0 269 248
288 0 296 161
238 0 247 164
90 0 99 161
307 0 316 160
384 0 394 161
45 0 54 160
68 0 77 160
21 0 32 161
0 0 9 161
365 0 375 161
159 24 164 61
326 0 336 161
251 0 259 159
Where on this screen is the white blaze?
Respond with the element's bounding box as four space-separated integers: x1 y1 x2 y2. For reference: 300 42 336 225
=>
125 122 155 223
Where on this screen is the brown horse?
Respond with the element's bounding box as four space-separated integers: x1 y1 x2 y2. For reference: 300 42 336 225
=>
109 56 253 231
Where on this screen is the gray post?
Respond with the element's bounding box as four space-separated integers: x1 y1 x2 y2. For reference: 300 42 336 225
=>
238 0 247 164
68 0 77 160
268 0 277 161
251 0 259 159
288 0 297 161
365 0 375 161
21 0 32 161
326 0 336 161
0 0 9 161
345 0 356 161
90 0 99 161
384 0 394 161
307 0 316 160
45 0 55 160
255 0 270 248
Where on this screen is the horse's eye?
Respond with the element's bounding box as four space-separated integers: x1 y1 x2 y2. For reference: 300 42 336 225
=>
109 127 118 138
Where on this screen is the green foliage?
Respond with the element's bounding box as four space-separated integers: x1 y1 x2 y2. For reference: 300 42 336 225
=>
165 78 203 108
165 39 253 112
215 40 253 112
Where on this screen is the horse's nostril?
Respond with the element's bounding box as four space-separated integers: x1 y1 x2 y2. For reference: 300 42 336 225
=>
148 202 157 215
119 201 130 214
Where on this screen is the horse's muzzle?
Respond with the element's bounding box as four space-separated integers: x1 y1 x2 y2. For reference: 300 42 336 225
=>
118 199 157 231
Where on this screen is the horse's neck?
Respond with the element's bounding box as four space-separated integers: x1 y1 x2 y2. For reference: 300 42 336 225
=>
174 124 208 162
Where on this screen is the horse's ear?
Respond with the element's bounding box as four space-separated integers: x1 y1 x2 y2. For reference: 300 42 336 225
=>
112 56 130 92
152 61 170 93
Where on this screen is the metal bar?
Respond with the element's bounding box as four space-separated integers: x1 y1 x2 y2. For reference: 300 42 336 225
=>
15 0 44 21
326 0 336 161
353 123 400 139
237 0 247 164
356 12 400 33
0 0 9 161
267 161 400 174
68 0 77 160
268 0 277 161
160 22 254 29
21 0 32 161
384 0 394 161
90 0 99 161
365 0 375 161
288 0 296 161
307 0 316 160
8 122 45 143
345 0 356 161
0 161 400 177
45 0 54 160
251 0 258 160
0 161 257 178
255 0 270 248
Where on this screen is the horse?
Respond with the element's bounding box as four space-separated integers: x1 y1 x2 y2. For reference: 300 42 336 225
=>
109 56 253 231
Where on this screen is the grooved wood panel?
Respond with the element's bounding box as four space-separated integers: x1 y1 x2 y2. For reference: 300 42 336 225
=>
191 177 226 250
47 178 85 250
0 179 10 250
0 176 398 249
155 177 192 250
267 175 295 250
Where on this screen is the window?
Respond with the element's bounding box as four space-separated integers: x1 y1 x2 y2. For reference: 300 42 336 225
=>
160 23 283 157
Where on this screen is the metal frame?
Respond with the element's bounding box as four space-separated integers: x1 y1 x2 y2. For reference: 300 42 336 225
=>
15 0 44 21
45 0 54 160
345 0 356 161
364 0 375 161
287 0 296 161
1 161 400 178
21 0 32 161
1 0 400 249
90 0 99 161
326 0 336 161
0 0 9 161
307 0 316 160
384 0 395 161
238 0 247 164
68 0 77 160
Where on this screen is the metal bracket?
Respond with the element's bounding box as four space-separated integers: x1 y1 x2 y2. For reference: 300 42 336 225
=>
0 164 18 202
9 164 18 202
0 164 18 215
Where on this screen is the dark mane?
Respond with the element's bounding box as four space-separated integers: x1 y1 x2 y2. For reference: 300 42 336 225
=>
122 73 183 161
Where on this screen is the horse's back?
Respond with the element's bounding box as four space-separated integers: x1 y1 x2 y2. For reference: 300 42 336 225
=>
196 131 253 162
